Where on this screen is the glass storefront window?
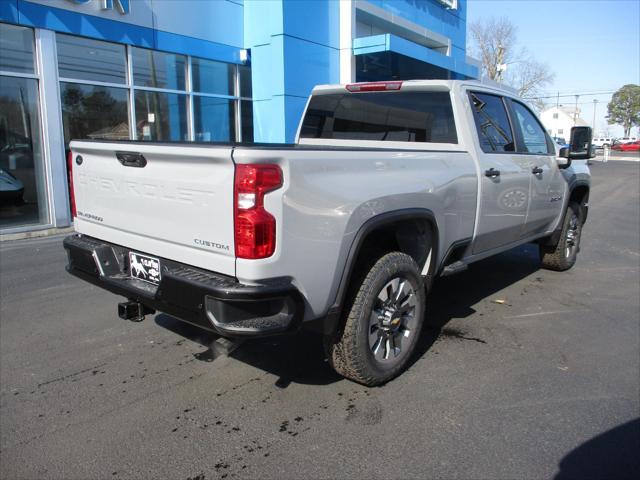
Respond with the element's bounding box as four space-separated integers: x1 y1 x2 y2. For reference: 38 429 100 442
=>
238 65 252 99
60 83 129 146
241 100 254 142
135 91 188 141
0 76 48 228
56 34 126 84
191 58 234 96
0 23 35 74
193 97 235 142
132 47 186 90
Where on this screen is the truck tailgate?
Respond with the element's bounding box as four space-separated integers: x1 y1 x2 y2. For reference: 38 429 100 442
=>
69 141 236 276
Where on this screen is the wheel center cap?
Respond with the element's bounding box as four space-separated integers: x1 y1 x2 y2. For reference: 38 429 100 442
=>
381 308 402 330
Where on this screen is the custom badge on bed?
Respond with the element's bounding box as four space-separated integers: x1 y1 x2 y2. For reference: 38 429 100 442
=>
129 252 161 285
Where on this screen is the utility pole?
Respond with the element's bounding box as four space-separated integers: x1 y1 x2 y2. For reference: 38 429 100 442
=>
573 95 580 125
496 44 505 82
592 99 598 132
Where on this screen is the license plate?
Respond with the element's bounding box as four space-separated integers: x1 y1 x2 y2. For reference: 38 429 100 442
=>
129 252 161 285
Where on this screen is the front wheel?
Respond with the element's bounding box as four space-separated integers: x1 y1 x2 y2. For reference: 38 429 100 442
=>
327 252 426 386
540 201 583 271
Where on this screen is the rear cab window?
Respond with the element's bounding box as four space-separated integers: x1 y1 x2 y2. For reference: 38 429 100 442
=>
300 91 458 144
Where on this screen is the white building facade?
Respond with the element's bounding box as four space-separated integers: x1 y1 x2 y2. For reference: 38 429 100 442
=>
540 106 588 141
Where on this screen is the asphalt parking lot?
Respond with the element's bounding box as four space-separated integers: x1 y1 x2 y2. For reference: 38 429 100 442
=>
593 150 640 162
1 161 639 480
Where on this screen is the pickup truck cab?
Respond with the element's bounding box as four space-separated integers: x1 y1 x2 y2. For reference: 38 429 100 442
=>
64 80 592 385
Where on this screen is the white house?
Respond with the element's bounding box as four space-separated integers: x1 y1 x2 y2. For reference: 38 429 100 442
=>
540 106 589 141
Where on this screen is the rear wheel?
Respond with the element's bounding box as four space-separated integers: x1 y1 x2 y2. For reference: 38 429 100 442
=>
540 202 583 271
327 252 426 386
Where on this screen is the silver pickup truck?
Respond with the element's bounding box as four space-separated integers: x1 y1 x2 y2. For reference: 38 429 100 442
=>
64 80 592 385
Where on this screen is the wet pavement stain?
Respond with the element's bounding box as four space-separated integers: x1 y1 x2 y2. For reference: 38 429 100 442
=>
437 327 487 344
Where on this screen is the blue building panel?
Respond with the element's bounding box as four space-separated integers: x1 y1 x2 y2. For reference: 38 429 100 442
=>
16 0 154 47
282 94 309 141
252 97 285 143
366 0 467 50
7 0 245 63
353 34 478 79
250 40 286 100
244 0 283 48
151 0 244 49
0 0 19 24
282 34 340 98
281 0 340 48
155 31 242 64
244 0 340 143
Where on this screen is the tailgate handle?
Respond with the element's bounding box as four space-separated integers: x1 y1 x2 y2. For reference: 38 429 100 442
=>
116 151 147 168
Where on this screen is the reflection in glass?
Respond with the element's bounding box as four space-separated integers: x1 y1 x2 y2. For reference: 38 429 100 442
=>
469 93 515 153
241 100 254 142
135 91 188 141
238 64 252 98
193 97 235 142
192 58 234 96
0 23 35 74
56 34 126 84
0 76 48 228
511 101 550 154
132 47 186 90
301 92 457 143
60 83 130 146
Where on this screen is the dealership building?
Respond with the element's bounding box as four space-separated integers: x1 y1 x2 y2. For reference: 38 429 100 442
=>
0 0 477 234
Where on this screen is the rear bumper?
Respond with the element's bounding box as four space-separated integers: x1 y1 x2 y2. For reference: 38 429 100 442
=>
63 234 304 336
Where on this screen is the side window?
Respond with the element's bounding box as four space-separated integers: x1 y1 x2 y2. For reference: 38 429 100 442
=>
510 101 553 154
469 92 515 153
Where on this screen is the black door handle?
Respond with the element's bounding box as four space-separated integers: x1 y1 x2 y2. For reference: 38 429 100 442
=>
116 151 147 168
485 168 500 178
532 166 543 175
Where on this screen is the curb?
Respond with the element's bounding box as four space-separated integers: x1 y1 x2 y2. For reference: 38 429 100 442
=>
0 226 74 242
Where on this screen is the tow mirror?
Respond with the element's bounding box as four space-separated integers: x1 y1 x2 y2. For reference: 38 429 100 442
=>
559 126 594 163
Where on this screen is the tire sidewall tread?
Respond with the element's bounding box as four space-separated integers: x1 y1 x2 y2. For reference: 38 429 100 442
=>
329 252 426 386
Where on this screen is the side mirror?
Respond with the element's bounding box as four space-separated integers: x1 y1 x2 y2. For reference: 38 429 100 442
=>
568 126 595 160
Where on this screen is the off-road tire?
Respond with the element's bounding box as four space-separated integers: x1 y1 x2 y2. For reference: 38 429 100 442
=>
327 252 426 386
540 201 583 271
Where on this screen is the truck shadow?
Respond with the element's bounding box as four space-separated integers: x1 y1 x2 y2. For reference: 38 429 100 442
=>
409 242 542 370
554 418 640 479
156 243 542 388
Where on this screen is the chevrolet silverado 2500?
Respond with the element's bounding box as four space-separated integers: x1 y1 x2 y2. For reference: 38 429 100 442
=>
64 80 593 386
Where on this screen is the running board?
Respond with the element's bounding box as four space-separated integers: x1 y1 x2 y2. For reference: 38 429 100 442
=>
441 260 468 277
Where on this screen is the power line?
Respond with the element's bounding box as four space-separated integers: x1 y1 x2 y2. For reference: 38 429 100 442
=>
536 88 621 95
524 91 616 100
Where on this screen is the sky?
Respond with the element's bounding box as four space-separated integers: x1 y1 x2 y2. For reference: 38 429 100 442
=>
467 0 640 137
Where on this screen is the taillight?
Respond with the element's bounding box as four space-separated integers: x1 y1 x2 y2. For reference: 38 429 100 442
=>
67 150 76 218
345 81 403 92
234 164 282 259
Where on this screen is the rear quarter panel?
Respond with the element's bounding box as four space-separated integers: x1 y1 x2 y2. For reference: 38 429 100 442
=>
233 147 477 319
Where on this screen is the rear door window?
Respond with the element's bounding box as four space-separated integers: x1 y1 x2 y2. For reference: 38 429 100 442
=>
468 92 515 153
300 91 458 143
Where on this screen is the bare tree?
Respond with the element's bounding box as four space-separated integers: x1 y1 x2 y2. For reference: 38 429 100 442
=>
468 17 554 109
468 17 518 81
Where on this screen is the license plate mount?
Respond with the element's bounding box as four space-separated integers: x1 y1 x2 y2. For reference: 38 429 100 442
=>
129 252 161 285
